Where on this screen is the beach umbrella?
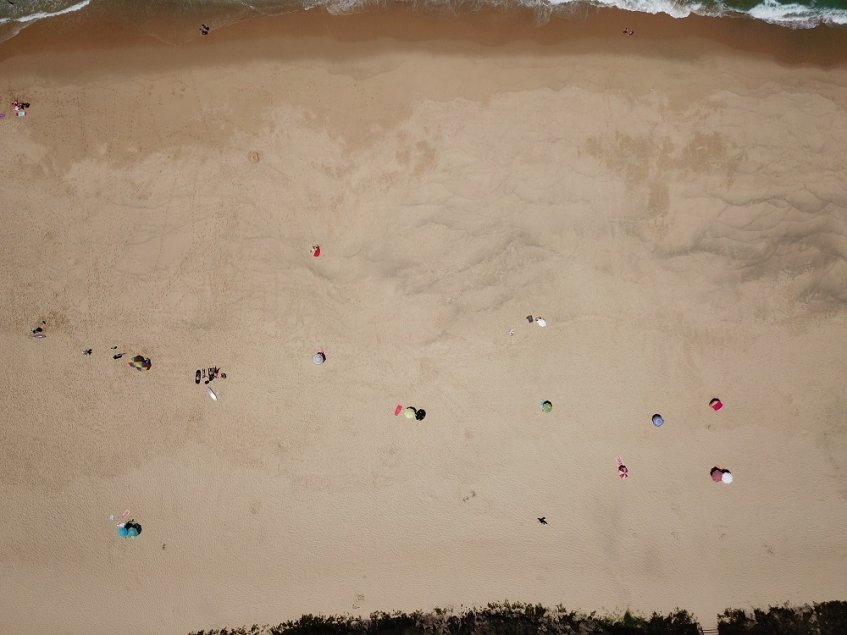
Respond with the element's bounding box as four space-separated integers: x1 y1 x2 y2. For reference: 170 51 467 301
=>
541 400 553 413
652 414 664 427
117 525 129 537
722 471 733 484
129 355 151 371
711 468 724 482
126 526 139 537
312 352 326 365
404 407 416 419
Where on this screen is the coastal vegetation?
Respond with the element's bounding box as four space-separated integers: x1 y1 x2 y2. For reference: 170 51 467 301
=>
717 602 847 634
189 600 847 634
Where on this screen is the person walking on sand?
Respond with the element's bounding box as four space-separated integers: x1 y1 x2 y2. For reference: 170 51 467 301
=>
617 455 629 479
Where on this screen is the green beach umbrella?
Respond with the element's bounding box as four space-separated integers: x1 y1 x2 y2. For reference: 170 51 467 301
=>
541 400 553 413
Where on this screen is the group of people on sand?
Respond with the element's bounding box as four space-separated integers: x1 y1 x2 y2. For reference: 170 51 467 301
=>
196 366 226 385
615 404 733 483
585 401 735 492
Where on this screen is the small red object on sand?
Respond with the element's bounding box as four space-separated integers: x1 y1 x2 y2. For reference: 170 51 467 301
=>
709 398 723 411
312 244 321 257
394 404 403 416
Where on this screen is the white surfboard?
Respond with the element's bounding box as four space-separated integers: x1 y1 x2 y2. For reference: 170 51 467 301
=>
207 386 218 401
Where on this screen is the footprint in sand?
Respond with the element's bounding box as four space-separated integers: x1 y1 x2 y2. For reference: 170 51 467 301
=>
248 150 260 163
462 490 477 502
352 593 365 609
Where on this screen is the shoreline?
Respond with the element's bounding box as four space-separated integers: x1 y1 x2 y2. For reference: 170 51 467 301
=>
2 5 847 72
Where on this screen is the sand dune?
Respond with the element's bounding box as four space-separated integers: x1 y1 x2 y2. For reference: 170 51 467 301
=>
1 8 847 634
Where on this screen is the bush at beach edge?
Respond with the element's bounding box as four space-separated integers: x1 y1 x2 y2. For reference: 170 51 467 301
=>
188 600 847 634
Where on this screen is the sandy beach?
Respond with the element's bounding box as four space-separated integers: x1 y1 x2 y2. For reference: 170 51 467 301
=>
1 7 847 634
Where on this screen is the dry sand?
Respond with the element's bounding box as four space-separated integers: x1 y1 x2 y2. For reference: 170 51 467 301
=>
1 8 847 634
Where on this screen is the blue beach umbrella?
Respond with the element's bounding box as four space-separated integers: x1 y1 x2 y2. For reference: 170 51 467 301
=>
117 526 129 537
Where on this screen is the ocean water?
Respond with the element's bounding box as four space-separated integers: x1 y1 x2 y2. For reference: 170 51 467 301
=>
0 0 845 41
